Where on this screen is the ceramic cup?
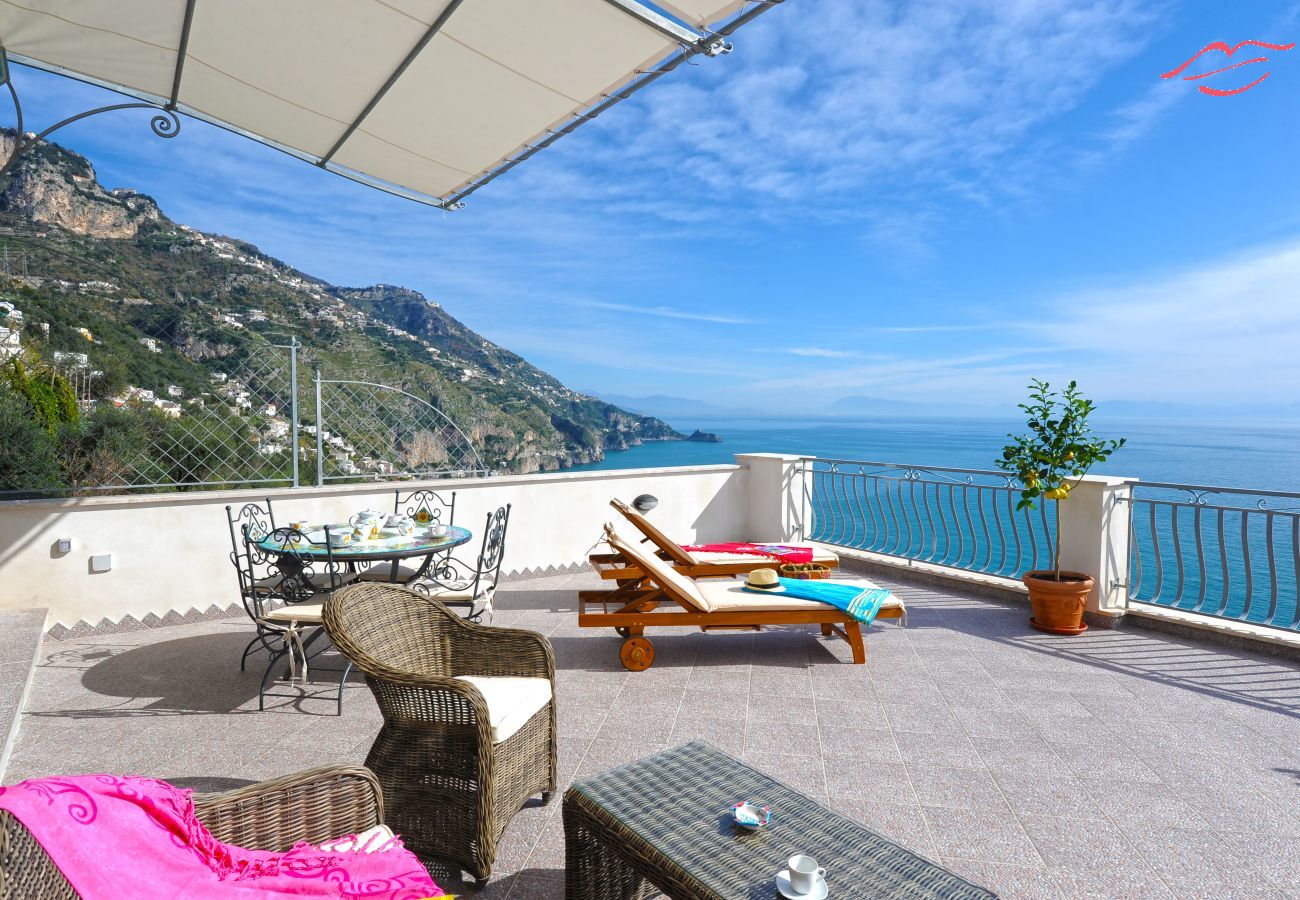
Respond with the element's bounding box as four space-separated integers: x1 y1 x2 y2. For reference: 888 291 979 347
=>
788 855 826 895
289 520 308 531
430 524 448 537
385 514 409 528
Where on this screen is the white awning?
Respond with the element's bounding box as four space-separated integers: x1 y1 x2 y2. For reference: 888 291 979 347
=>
0 0 781 208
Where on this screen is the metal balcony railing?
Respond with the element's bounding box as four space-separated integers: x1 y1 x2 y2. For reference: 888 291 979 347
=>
803 458 1056 579
1125 482 1300 631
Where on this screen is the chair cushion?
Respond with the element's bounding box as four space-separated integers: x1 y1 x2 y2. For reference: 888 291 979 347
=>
454 675 552 744
696 578 904 614
259 600 325 624
356 565 421 583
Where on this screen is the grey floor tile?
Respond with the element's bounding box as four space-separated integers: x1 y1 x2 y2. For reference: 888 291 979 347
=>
894 729 983 769
908 765 1009 812
1050 861 1174 899
823 766 915 805
992 772 1105 820
819 726 900 762
940 858 1061 899
922 805 1041 866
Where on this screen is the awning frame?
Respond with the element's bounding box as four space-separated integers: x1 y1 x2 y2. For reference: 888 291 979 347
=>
0 0 784 209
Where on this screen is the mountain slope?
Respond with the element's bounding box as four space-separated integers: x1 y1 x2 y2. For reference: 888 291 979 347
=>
0 129 681 475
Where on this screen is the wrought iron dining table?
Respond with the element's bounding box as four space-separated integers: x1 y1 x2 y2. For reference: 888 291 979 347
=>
257 524 473 585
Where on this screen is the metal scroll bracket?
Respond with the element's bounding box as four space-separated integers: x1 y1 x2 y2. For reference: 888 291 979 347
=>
0 47 181 178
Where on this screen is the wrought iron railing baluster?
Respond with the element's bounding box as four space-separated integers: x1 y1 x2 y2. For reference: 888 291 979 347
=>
1241 510 1252 621
1216 507 1229 616
1172 504 1185 609
1265 513 1279 625
1193 504 1207 612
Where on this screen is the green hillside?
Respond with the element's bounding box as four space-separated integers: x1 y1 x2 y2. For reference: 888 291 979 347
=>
0 129 681 493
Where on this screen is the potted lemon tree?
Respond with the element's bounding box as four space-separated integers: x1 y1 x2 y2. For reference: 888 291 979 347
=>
998 379 1125 635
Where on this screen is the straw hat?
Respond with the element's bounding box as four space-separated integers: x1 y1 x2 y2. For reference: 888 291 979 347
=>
745 568 782 590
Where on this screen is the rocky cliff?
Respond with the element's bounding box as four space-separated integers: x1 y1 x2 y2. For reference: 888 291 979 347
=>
0 131 163 238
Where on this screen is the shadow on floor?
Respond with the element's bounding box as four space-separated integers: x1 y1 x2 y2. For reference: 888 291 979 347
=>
31 629 362 718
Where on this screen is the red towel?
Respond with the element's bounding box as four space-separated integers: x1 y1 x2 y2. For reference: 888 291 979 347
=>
683 542 814 564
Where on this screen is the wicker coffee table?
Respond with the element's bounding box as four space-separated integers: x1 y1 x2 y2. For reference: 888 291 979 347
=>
563 742 995 899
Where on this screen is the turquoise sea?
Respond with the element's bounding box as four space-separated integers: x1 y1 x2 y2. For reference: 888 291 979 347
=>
570 416 1300 493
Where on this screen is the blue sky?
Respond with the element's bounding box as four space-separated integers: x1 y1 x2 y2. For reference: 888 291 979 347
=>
12 0 1300 415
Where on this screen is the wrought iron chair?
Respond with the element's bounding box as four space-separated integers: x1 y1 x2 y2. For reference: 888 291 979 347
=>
322 582 556 883
413 504 510 623
225 500 279 671
356 489 458 585
256 526 355 714
395 488 456 526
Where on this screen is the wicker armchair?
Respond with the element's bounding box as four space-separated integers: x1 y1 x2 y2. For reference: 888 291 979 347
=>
323 582 557 883
0 765 382 899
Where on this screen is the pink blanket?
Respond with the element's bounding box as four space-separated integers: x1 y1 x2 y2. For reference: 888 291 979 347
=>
682 542 814 564
0 774 443 899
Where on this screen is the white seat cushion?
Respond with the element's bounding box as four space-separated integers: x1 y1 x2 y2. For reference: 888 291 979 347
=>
695 578 904 614
454 675 551 744
259 600 325 624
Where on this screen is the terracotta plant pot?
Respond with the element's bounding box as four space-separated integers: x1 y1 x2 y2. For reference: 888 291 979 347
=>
1022 570 1093 635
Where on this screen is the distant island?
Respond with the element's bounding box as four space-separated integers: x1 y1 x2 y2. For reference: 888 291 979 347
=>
685 429 722 443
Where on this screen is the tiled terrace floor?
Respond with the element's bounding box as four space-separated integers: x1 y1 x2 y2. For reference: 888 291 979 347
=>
4 569 1300 898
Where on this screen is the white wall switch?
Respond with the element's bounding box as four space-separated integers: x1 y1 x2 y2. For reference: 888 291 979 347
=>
89 553 113 573
57 538 73 554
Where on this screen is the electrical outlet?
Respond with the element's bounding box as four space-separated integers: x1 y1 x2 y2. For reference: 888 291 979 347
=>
57 538 72 554
89 553 113 573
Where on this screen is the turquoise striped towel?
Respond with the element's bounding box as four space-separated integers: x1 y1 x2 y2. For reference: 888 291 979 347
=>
743 578 893 625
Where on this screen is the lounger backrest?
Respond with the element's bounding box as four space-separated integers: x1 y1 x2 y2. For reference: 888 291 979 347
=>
603 524 713 613
608 498 701 567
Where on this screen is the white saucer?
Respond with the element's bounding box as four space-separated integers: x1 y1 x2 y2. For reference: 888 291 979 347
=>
776 870 828 900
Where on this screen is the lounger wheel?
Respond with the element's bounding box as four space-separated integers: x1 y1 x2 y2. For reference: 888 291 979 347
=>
619 636 655 671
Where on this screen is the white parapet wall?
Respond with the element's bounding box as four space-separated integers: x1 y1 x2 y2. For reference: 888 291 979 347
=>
0 463 751 630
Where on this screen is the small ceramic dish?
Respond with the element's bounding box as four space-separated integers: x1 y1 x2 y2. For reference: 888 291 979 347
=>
729 801 772 831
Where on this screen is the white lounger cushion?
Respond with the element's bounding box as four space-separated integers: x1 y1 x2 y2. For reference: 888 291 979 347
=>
695 578 904 614
455 675 551 743
606 526 714 611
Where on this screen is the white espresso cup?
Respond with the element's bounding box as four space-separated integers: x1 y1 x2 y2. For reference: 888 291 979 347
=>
788 855 826 894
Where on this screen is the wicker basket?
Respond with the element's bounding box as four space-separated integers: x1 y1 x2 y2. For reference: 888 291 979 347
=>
779 562 832 580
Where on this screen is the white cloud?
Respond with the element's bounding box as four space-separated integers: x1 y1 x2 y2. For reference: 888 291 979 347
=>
723 237 1300 409
581 301 755 325
1032 238 1300 405
786 347 858 358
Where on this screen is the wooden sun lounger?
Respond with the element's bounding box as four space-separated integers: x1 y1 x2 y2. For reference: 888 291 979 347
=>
580 525 903 671
605 498 840 578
